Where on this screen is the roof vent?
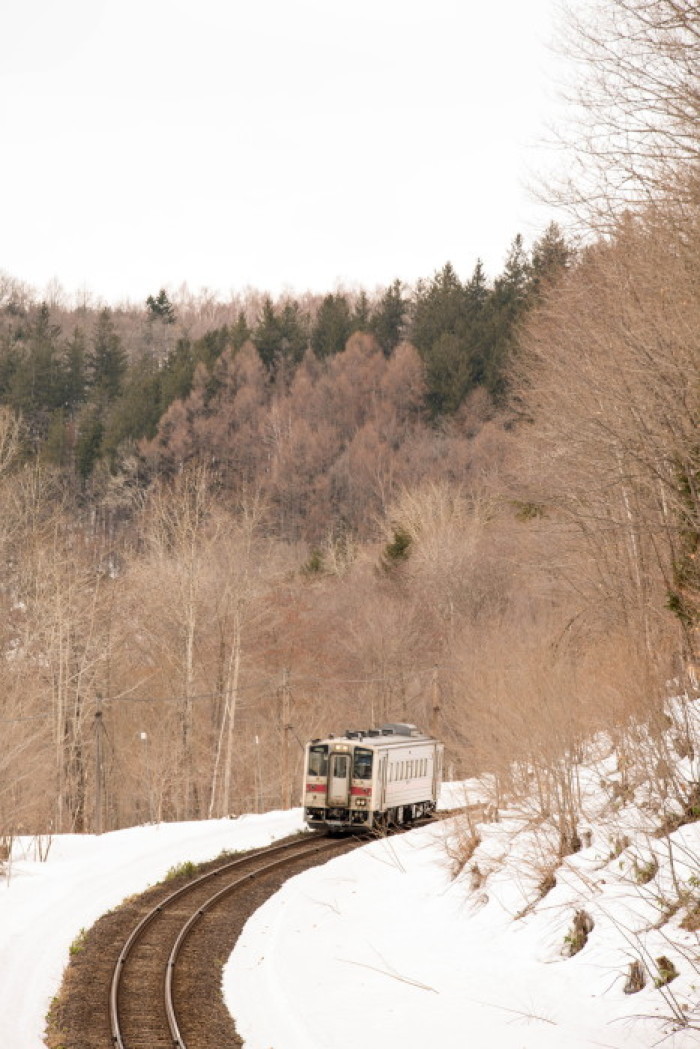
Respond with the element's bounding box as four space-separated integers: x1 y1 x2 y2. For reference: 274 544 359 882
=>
379 723 422 737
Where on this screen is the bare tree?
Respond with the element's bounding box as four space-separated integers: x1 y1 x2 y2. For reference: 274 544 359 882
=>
516 208 700 668
550 0 700 223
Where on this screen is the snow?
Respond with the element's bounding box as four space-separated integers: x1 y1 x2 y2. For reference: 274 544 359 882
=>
2 773 700 1049
0 811 303 1049
224 801 700 1049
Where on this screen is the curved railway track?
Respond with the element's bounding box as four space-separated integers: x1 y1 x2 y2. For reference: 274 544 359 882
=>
109 834 354 1049
48 810 466 1049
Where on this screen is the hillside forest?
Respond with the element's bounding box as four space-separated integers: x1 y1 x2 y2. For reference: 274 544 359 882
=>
1 0 699 862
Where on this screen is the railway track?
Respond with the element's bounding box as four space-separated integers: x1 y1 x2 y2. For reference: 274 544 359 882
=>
49 810 466 1048
108 834 354 1049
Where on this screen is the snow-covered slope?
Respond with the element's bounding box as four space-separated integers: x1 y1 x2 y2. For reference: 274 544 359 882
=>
225 774 700 1049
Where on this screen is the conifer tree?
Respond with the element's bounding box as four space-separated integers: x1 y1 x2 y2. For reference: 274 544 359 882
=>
9 302 65 443
231 310 251 351
87 309 127 404
146 288 176 324
530 223 574 298
62 327 87 413
352 290 372 333
278 301 309 364
253 296 285 370
311 293 352 358
370 279 407 356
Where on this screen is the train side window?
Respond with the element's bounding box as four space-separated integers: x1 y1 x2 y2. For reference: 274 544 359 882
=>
353 748 373 780
308 745 329 777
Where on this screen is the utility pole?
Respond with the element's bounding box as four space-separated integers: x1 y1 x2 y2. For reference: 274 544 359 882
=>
281 668 292 808
430 664 440 738
94 696 105 834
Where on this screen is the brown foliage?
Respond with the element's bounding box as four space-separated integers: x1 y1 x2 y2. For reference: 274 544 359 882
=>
143 334 509 543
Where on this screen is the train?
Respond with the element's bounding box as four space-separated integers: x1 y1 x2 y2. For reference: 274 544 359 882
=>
302 722 444 833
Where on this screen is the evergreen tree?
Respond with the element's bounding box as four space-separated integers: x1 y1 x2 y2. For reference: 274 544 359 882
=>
231 310 251 351
62 326 87 412
278 301 309 364
422 332 476 415
530 222 574 297
352 290 372 333
8 302 66 442
146 288 176 324
103 352 163 456
311 293 352 358
194 327 233 370
410 262 466 351
253 296 285 370
87 309 127 404
485 235 533 399
459 260 493 391
498 234 531 310
409 264 473 414
370 279 407 355
159 336 198 408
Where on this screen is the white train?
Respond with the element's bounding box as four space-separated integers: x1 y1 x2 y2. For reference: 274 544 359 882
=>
302 723 444 832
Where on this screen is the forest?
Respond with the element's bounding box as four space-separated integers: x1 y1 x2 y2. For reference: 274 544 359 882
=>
1 0 698 856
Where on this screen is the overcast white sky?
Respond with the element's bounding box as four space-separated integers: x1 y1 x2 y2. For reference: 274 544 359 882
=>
1 0 565 305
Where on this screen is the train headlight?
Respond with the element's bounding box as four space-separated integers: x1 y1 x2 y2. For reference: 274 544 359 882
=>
355 798 367 807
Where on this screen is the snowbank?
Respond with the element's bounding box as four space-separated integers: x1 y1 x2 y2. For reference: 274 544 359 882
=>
0 810 303 1048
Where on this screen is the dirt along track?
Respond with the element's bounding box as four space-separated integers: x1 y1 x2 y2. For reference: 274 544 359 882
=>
46 833 363 1049
46 811 464 1049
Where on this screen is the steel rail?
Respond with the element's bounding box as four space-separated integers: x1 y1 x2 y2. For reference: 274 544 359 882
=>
108 835 334 1049
164 838 342 1048
110 810 463 1048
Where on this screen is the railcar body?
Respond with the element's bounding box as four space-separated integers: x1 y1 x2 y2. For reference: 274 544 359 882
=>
302 723 443 833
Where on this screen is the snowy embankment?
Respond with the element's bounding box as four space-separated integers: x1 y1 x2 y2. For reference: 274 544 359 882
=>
2 768 700 1048
0 812 302 1048
225 771 700 1049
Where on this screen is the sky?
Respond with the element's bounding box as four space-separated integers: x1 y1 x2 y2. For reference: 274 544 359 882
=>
0 0 565 305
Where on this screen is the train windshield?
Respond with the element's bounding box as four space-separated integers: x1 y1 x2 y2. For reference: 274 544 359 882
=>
353 747 373 780
308 744 329 777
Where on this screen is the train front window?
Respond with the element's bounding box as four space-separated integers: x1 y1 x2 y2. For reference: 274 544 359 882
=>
308 744 329 777
353 747 373 780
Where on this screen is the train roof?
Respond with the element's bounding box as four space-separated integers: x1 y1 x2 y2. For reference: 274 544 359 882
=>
309 723 437 747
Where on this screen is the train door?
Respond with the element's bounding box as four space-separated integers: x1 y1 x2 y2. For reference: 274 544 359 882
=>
328 752 350 805
378 753 387 809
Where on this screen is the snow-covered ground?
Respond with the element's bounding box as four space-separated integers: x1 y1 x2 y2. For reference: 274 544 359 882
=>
2 776 700 1049
0 811 302 1048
